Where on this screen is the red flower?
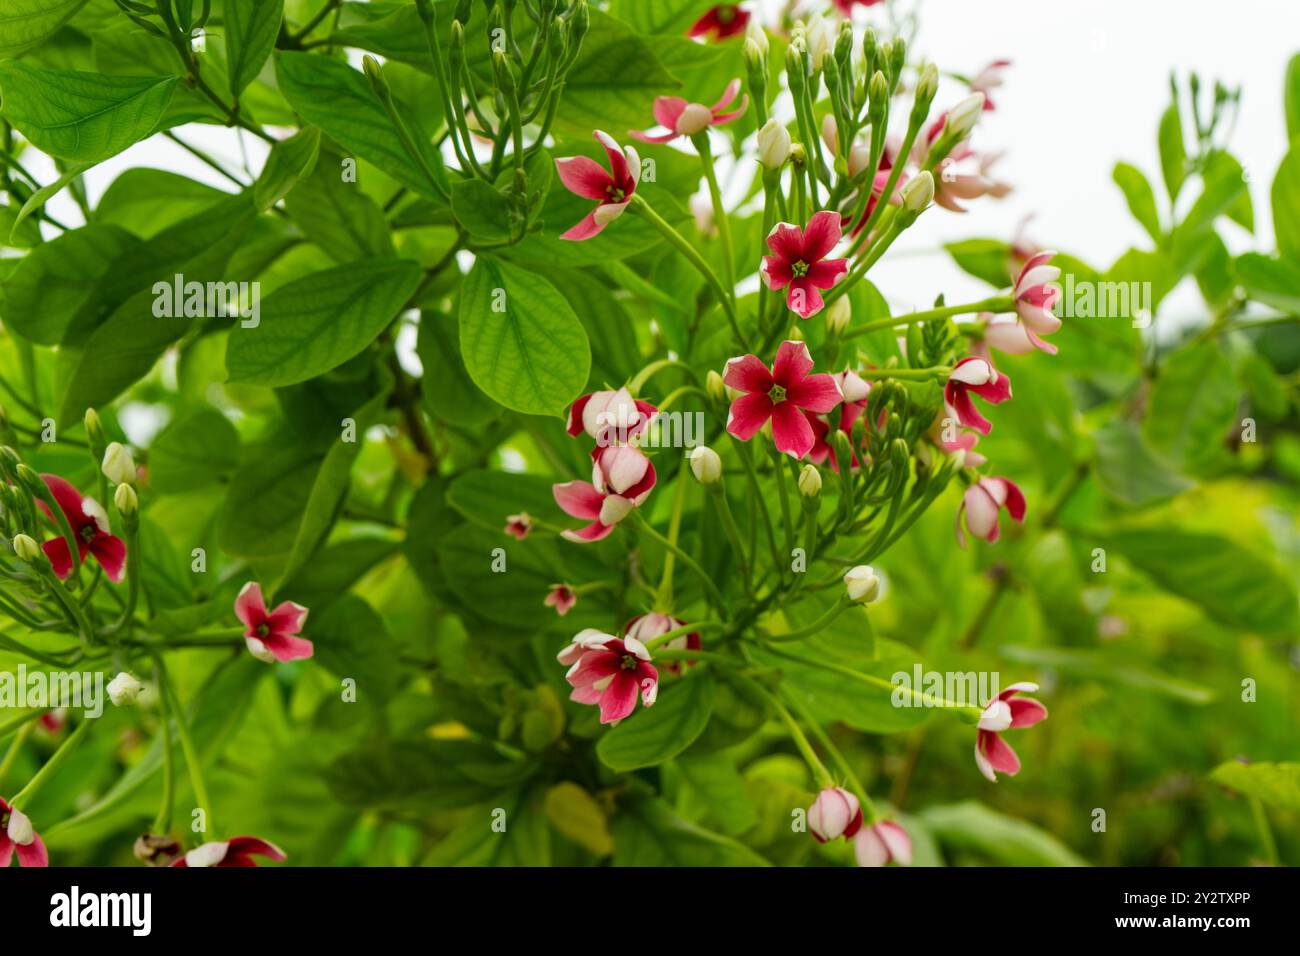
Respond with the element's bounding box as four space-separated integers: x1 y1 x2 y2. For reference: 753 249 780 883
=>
557 630 658 724
944 357 1012 436
234 582 313 663
37 475 126 582
171 836 286 868
833 0 885 14
0 798 48 867
957 476 1026 547
625 612 699 674
555 130 640 241
687 4 751 40
631 80 748 144
975 683 1047 781
544 584 577 616
760 211 849 319
504 512 533 540
724 341 843 459
805 370 871 469
553 445 657 542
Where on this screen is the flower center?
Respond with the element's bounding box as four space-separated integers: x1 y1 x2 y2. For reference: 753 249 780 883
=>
791 260 810 278
606 186 625 202
768 384 787 404
256 623 270 638
718 8 735 24
620 654 639 671
80 525 97 543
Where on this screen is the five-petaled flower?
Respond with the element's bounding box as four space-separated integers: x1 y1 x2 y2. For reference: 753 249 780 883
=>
171 836 287 868
944 357 1012 436
975 682 1048 781
1 798 47 867
557 629 659 724
555 130 640 241
760 211 850 319
853 820 912 867
687 4 750 40
235 582 313 663
956 476 1026 547
631 80 748 143
725 341 843 460
553 445 657 542
504 512 533 541
808 786 862 842
544 584 577 617
38 475 126 583
1009 251 1062 354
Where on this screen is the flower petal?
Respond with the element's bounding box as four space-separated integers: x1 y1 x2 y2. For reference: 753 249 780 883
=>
770 401 816 459
554 155 613 200
801 209 843 262
553 480 604 520
787 372 843 413
723 353 773 393
771 340 815 386
726 393 774 441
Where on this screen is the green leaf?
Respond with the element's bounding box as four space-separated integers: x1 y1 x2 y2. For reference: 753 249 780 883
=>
275 51 447 202
1111 162 1162 244
10 161 92 237
1101 526 1300 636
225 259 421 387
1210 761 1300 812
95 168 226 238
544 782 614 856
218 440 323 559
944 237 1014 288
1092 420 1192 507
0 62 177 162
223 0 282 97
1285 53 1300 143
283 153 394 262
1000 645 1214 704
458 256 591 417
0 223 140 345
1144 340 1239 474
1157 102 1187 202
597 672 714 772
446 468 568 530
1179 151 1250 237
674 753 759 836
0 0 89 59
612 794 770 866
451 179 515 242
918 802 1088 866
148 407 241 492
1234 252 1300 314
424 787 551 866
252 125 320 212
1272 143 1300 262
608 0 707 35
309 593 400 704
416 310 495 426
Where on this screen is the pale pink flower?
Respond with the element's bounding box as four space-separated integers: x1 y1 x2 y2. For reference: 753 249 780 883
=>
853 820 912 866
975 682 1048 781
956 476 1026 547
625 612 699 674
968 59 1011 110
808 787 862 842
552 445 657 542
631 80 748 143
1010 251 1062 352
566 387 657 444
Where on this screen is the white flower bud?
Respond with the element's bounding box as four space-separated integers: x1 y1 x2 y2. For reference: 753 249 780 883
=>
798 464 822 498
945 92 985 139
758 119 792 170
843 565 881 604
821 114 839 156
101 442 136 485
745 18 768 56
6 806 34 845
915 63 939 103
107 672 145 707
706 370 727 402
12 533 41 563
689 446 722 485
805 14 832 69
826 296 852 335
901 170 935 212
114 482 139 516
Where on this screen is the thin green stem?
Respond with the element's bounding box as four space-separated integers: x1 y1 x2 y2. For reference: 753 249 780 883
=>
9 717 92 807
693 133 736 303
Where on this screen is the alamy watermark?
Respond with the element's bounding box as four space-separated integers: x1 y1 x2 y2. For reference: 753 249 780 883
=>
153 273 261 328
0 666 104 718
891 665 1000 709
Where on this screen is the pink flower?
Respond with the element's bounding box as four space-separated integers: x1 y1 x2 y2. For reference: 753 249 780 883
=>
832 0 885 14
553 445 657 542
687 4 751 40
171 836 287 868
37 475 126 582
760 211 849 318
1010 251 1062 352
724 341 843 459
975 682 1048 781
0 798 48 868
938 427 987 468
555 131 640 240
849 150 908 238
969 59 1011 111
808 787 862 842
504 512 533 540
544 584 577 616
625 612 699 674
566 387 657 444
557 629 659 724
806 370 871 469
631 80 748 143
981 314 1039 357
956 476 1026 547
933 152 1011 213
234 582 313 663
853 820 912 867
944 357 1011 436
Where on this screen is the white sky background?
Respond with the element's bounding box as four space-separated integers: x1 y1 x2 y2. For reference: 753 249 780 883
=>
26 0 1300 322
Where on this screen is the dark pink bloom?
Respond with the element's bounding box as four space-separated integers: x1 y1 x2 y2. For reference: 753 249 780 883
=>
566 387 657 444
760 211 849 318
832 0 884 13
854 820 912 867
557 629 658 724
544 584 577 616
631 80 748 143
956 476 1026 547
724 341 843 460
808 787 862 842
38 475 126 583
39 709 67 734
687 4 750 40
1011 251 1062 352
944 357 1011 436
0 798 47 868
504 512 533 540
625 612 699 674
805 370 871 469
553 445 657 542
234 582 313 663
555 130 640 240
171 836 287 868
969 59 1011 111
975 682 1047 781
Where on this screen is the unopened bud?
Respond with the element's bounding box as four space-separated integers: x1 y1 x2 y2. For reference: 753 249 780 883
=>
102 442 136 485
843 565 881 604
901 170 934 212
6 806 34 845
108 672 145 707
915 63 939 107
11 533 39 563
134 833 182 867
826 296 852 335
689 446 722 484
706 370 727 402
745 19 768 57
758 119 792 170
798 464 822 498
115 482 139 517
945 93 985 140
